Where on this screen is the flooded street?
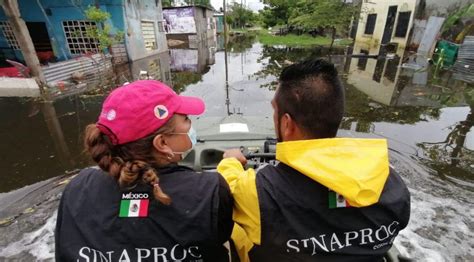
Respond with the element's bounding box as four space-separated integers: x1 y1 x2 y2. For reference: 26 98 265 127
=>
0 35 473 261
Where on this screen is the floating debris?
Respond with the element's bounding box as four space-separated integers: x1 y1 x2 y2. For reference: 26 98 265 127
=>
0 217 14 227
369 102 383 109
167 39 186 47
401 62 424 70
23 208 35 214
274 60 282 68
57 174 78 186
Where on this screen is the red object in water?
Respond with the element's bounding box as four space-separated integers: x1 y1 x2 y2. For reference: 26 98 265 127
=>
57 81 65 91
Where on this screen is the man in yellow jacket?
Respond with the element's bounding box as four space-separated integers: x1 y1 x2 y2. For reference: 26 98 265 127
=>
217 58 410 261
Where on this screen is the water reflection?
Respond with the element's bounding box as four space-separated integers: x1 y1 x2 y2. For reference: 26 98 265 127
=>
344 44 473 182
251 43 473 184
181 41 275 118
170 38 216 93
129 52 173 85
253 46 346 89
417 101 474 184
40 100 75 168
0 96 95 193
0 50 176 193
347 43 404 106
226 34 257 53
1 34 471 192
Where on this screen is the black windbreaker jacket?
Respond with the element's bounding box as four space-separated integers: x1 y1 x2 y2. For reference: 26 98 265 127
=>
249 164 410 262
55 165 233 262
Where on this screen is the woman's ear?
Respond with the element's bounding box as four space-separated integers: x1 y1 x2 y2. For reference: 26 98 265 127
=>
152 134 172 155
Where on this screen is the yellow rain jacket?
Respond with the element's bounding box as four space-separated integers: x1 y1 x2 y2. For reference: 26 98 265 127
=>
217 138 410 261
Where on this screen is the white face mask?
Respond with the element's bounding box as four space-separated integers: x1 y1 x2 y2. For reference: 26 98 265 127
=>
170 126 197 160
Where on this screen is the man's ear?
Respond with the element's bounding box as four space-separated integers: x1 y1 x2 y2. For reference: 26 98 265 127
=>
280 113 296 141
152 134 172 155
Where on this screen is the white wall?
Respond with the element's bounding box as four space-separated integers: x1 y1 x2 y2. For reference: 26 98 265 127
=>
355 0 417 50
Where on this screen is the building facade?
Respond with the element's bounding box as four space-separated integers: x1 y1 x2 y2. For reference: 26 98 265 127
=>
354 0 417 55
163 5 216 45
0 0 168 65
349 0 418 106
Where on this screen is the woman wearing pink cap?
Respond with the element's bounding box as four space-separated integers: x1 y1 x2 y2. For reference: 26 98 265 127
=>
55 80 233 261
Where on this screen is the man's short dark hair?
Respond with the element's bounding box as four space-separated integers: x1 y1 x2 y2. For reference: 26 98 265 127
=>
276 58 345 139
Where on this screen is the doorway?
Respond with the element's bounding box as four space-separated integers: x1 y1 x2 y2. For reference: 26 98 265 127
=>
26 22 54 63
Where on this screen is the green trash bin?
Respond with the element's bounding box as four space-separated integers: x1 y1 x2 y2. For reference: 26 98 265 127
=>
433 40 459 67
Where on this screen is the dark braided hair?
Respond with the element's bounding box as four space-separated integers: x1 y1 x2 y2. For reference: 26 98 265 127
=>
83 116 178 205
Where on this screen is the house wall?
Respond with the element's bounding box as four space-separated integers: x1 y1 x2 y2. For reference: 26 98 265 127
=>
193 8 215 42
124 0 168 61
164 7 216 44
355 0 417 52
0 0 125 62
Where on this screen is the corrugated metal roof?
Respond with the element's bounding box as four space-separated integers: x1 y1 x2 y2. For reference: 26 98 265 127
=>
42 54 112 84
453 36 474 84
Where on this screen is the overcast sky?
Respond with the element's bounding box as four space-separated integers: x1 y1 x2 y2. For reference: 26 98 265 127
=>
210 0 265 12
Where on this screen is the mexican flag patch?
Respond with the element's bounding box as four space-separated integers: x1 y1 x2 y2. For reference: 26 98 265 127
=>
328 190 351 209
119 192 150 218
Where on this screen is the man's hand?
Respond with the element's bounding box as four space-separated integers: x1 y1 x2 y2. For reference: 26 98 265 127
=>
223 149 247 166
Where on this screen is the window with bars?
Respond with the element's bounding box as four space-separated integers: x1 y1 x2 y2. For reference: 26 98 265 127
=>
0 21 20 50
364 14 377 35
141 21 157 51
158 21 165 32
394 11 411 38
62 20 100 55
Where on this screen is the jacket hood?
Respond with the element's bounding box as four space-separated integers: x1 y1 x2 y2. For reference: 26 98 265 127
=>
276 138 390 207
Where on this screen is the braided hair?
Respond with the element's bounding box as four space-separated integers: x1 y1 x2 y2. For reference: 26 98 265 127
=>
83 116 177 205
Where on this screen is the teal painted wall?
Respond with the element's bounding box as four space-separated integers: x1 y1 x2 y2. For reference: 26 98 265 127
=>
0 0 125 62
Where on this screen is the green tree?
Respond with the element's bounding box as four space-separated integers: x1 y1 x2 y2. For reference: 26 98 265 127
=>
185 0 212 7
226 3 257 29
172 72 203 93
162 0 174 7
289 0 356 49
84 6 124 51
259 0 298 27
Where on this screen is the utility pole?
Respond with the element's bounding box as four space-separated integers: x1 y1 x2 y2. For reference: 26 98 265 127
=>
223 0 232 115
223 0 228 43
225 46 230 116
1 0 46 90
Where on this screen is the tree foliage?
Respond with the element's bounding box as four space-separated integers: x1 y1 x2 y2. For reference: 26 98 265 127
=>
289 0 355 33
184 0 212 7
84 6 124 51
260 0 298 27
226 3 258 29
260 0 356 38
288 0 357 48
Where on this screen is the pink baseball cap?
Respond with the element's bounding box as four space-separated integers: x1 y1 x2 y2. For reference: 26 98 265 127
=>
96 80 205 145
